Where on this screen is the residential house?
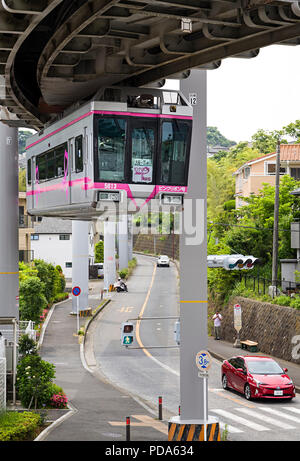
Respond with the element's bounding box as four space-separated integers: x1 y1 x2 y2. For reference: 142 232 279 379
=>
19 192 34 263
31 217 96 279
233 144 300 208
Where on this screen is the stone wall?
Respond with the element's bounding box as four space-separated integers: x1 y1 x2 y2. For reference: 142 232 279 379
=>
133 233 179 259
220 297 300 364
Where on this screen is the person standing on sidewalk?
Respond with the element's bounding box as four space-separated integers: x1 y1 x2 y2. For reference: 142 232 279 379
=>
213 311 222 340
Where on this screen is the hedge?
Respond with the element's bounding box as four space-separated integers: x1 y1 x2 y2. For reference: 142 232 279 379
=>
0 411 41 441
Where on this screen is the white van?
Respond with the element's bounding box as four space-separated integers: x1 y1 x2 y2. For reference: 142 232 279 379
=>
94 263 104 278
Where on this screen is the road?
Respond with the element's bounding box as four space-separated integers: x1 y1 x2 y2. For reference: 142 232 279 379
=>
92 254 300 442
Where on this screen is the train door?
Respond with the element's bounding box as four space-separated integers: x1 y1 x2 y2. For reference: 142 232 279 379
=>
128 119 157 185
68 137 74 205
71 133 84 204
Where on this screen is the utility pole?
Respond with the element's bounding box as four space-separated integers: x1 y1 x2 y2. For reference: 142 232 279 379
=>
270 140 281 297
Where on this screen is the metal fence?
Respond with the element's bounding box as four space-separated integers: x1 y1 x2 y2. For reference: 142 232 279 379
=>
0 358 6 411
239 273 298 296
0 321 36 344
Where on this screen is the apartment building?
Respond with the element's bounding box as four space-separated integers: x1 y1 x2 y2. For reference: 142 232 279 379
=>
234 144 300 208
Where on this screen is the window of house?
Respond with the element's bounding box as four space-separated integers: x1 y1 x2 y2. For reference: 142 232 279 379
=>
31 234 39 240
265 161 287 175
243 167 250 179
59 234 70 240
65 262 72 268
291 168 300 180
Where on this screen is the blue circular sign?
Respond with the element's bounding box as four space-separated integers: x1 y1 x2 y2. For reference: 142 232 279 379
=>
72 286 81 296
195 350 212 371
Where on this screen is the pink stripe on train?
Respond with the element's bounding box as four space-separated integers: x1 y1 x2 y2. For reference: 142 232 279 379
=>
26 110 192 150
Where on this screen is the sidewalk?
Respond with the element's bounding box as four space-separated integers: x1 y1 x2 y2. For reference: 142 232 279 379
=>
37 281 170 441
207 336 300 394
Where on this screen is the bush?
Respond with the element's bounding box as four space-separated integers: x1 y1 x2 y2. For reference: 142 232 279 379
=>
53 292 69 303
19 276 48 323
118 268 128 279
50 392 68 409
0 411 41 441
290 297 300 310
18 334 38 357
271 295 291 307
16 355 55 409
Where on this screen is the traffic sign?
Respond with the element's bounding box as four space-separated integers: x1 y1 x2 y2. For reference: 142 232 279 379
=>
72 286 81 297
234 304 242 332
195 350 212 372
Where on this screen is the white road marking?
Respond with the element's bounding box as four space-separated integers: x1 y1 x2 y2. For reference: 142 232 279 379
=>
211 409 270 431
282 407 300 415
216 420 243 434
236 407 295 430
258 406 300 424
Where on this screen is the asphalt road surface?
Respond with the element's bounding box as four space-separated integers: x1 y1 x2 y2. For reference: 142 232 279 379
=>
93 254 300 442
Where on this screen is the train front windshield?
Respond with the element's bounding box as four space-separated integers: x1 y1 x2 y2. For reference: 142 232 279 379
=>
95 116 192 186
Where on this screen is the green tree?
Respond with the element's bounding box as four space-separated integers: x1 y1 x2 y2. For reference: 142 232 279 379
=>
19 168 26 192
19 276 47 323
95 240 104 263
16 355 55 409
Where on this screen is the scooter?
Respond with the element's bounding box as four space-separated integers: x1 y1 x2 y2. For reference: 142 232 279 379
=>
114 280 128 292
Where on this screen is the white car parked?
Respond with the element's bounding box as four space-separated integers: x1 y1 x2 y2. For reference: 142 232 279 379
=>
157 255 170 267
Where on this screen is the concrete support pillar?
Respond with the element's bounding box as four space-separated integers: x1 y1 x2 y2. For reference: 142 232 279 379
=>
168 72 219 441
128 215 133 261
118 214 129 270
104 220 116 290
0 122 18 321
72 221 89 313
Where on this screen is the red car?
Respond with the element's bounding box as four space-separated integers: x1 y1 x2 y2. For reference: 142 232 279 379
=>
221 355 296 400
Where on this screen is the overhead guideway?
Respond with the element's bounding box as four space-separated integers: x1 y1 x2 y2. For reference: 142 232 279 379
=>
0 0 300 129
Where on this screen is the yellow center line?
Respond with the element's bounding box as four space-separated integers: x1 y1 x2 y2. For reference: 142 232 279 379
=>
180 300 207 303
135 263 157 359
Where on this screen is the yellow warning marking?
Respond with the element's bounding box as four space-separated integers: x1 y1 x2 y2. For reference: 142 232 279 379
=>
0 272 18 275
118 306 134 313
168 423 176 441
210 389 255 408
180 300 207 303
109 414 168 435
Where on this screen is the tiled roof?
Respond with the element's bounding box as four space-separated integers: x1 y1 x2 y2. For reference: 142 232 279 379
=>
34 217 72 234
280 144 300 161
233 144 300 175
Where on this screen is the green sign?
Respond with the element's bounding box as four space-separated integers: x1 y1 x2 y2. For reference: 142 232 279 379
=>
123 335 133 345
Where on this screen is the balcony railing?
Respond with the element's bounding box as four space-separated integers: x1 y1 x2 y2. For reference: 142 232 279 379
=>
19 214 33 229
19 250 34 263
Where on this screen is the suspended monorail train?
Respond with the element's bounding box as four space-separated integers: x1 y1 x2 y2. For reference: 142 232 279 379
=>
26 87 193 219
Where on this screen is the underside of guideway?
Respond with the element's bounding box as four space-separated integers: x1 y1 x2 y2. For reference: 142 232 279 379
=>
0 0 300 130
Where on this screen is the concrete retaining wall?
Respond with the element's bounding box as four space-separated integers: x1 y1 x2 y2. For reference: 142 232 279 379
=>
220 297 300 364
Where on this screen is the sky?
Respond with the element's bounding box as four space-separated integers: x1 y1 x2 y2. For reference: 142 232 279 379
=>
205 44 300 144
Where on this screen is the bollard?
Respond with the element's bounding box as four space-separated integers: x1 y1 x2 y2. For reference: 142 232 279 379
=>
158 396 163 420
126 416 130 441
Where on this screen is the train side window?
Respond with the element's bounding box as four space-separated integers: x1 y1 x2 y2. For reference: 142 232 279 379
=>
55 143 67 177
27 158 31 184
97 118 126 182
160 120 190 185
75 135 83 172
36 154 47 181
47 150 56 179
